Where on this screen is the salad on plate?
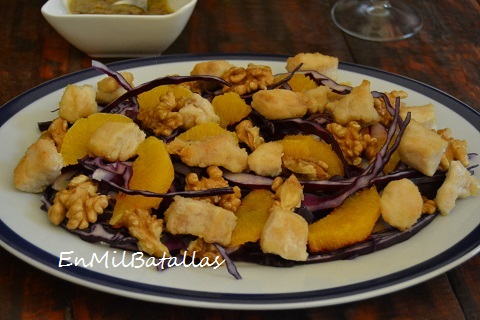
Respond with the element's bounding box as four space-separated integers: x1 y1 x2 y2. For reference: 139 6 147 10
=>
12 52 479 279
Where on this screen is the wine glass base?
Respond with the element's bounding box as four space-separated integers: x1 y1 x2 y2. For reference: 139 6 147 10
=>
331 0 423 42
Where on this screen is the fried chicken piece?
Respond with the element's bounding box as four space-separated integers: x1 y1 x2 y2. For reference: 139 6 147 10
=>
397 119 448 176
167 133 248 173
325 80 380 126
286 52 339 81
164 196 237 246
14 138 63 193
87 122 146 162
251 89 308 120
247 141 283 177
260 205 308 261
58 84 97 124
96 71 134 104
381 178 423 231
435 161 479 215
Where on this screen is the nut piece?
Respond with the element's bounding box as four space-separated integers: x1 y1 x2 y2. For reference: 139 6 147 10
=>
422 196 437 214
14 138 63 193
380 178 424 231
167 133 248 173
327 121 378 166
283 155 330 180
272 175 304 211
247 141 284 177
260 205 308 261
235 120 264 151
96 72 134 104
41 117 68 151
251 89 308 120
222 63 275 95
435 160 479 215
58 84 98 124
373 90 408 126
137 91 184 136
185 166 242 212
325 80 380 126
164 196 237 246
178 93 220 130
87 121 146 162
397 119 448 176
286 52 339 81
184 238 223 263
437 128 469 171
48 175 109 229
302 86 332 114
123 208 170 258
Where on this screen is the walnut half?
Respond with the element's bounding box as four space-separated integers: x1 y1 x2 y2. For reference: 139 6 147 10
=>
48 175 109 230
123 208 170 258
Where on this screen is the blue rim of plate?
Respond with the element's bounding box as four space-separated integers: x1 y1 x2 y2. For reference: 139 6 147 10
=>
1 53 479 309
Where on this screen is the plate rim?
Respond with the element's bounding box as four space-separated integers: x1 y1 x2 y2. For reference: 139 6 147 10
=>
1 53 479 310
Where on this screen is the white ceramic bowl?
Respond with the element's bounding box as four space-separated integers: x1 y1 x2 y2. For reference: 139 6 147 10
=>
41 0 197 58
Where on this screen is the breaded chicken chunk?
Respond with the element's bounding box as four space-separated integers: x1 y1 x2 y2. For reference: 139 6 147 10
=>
167 133 248 173
87 121 146 162
178 93 220 130
381 178 423 231
251 89 308 120
397 119 448 176
190 60 235 91
58 84 97 124
399 103 437 130
96 71 134 105
247 141 283 177
260 205 308 261
164 196 237 246
286 52 339 81
435 161 479 215
191 60 234 78
325 80 380 126
14 138 63 193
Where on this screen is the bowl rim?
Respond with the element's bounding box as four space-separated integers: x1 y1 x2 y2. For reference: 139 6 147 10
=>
42 0 197 19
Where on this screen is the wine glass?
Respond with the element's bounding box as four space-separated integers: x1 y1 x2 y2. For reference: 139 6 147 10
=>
331 0 423 42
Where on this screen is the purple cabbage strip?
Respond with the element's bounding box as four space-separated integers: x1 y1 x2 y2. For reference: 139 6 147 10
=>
80 156 133 188
101 75 231 114
304 106 411 214
102 181 235 199
274 69 352 94
63 222 139 252
92 60 133 91
228 213 437 267
301 213 437 263
271 117 352 178
92 60 140 117
222 171 274 189
79 156 235 198
213 243 242 280
268 63 303 90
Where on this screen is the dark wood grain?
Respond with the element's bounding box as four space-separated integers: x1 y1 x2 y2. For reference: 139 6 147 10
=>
0 0 479 319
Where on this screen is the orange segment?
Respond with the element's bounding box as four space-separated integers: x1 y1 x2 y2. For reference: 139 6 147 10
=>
229 189 274 247
275 74 318 92
60 113 132 166
176 122 238 142
110 136 174 226
308 186 381 252
137 85 193 111
279 135 344 177
211 92 252 128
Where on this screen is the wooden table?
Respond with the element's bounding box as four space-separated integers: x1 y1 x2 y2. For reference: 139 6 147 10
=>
1 0 479 318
